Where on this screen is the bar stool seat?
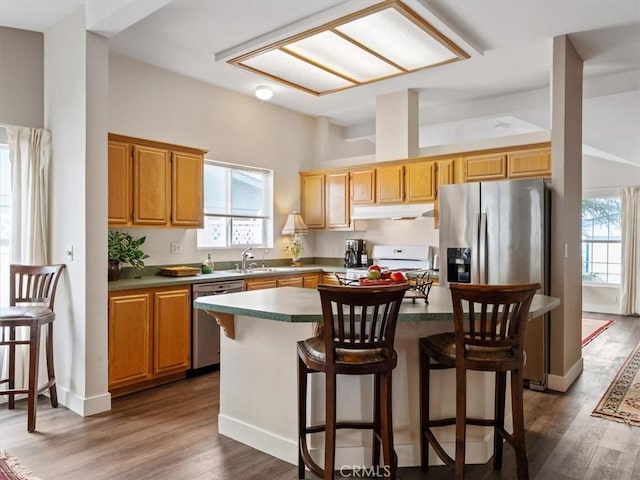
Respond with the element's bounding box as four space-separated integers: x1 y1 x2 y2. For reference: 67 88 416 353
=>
0 264 65 432
297 283 409 480
419 282 540 480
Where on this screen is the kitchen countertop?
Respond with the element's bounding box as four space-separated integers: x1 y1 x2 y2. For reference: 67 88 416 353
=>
194 285 560 323
107 264 440 291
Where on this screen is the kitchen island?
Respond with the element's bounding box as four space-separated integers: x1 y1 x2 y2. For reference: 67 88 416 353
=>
194 286 559 469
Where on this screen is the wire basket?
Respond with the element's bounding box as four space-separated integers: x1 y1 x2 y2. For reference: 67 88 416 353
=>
406 271 434 303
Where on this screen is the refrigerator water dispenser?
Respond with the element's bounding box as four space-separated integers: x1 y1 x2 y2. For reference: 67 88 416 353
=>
447 248 472 283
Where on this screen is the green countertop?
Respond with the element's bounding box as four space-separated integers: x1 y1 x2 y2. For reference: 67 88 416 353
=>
193 286 560 323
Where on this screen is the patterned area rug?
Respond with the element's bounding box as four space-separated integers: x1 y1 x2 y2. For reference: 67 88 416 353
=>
582 318 614 347
0 451 41 480
592 342 640 426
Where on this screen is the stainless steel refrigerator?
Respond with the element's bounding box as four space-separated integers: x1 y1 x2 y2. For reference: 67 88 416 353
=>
438 177 551 390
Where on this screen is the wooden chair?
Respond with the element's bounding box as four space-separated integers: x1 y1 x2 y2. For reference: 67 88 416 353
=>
297 283 409 480
0 264 65 432
419 282 540 479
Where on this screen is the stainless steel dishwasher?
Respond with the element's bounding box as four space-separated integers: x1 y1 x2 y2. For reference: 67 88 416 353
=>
191 280 244 373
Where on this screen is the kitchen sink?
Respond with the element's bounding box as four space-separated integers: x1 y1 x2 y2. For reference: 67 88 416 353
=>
218 267 292 274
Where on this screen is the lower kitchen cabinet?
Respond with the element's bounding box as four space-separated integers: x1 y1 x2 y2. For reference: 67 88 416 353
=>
244 272 322 291
108 285 190 396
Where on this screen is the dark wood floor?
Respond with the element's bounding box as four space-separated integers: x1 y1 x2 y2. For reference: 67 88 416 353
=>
1 313 639 479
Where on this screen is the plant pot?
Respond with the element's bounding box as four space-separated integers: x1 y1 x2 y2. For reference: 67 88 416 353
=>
108 260 122 281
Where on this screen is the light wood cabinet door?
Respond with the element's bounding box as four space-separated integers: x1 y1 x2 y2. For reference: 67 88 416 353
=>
302 273 321 289
108 292 152 388
434 159 455 229
277 276 304 288
508 148 551 178
172 151 204 227
108 141 132 226
376 165 404 203
133 145 171 225
321 273 340 286
153 288 191 376
245 278 278 290
464 153 507 182
405 161 436 202
351 168 376 204
300 173 325 229
326 172 350 229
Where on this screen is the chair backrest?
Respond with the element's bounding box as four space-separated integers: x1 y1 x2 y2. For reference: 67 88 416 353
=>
318 283 409 364
449 282 540 366
9 264 66 309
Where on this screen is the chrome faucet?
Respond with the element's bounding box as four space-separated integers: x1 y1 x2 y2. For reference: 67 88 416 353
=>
241 247 254 271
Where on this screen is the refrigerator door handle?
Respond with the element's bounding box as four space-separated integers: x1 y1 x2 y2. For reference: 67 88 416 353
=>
479 212 487 284
472 212 480 283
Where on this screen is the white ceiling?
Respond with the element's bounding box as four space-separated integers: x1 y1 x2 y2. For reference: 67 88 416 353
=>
2 0 639 166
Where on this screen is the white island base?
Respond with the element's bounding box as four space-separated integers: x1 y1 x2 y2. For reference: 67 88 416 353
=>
218 314 512 469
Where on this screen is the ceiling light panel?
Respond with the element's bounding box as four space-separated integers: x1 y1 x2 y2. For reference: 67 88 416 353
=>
284 31 402 82
242 49 354 93
229 0 468 95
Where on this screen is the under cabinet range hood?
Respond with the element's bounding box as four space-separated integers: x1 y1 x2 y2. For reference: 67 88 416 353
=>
351 203 434 220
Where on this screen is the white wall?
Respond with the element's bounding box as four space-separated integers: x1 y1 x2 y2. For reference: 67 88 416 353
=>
108 54 316 266
0 27 44 128
45 8 111 415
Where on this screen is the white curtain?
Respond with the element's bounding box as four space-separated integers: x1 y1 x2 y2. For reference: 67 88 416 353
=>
620 186 640 315
0 126 51 393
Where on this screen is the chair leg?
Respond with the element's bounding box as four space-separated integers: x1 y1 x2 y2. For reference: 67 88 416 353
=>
454 365 466 480
27 324 42 433
8 326 16 409
510 368 530 480
297 355 308 480
419 344 429 471
493 371 507 470
45 321 58 408
372 372 381 467
380 371 396 480
324 373 337 480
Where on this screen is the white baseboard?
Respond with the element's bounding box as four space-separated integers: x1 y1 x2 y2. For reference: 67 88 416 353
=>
583 304 620 315
219 414 501 468
57 386 111 416
548 357 584 392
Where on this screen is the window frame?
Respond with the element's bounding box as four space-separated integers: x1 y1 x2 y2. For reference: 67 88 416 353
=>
197 159 274 249
581 193 622 286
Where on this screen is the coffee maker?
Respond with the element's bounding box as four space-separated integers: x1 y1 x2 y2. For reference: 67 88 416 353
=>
344 239 368 268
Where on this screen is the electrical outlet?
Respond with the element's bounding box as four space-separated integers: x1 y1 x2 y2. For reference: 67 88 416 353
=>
170 242 182 255
66 245 74 261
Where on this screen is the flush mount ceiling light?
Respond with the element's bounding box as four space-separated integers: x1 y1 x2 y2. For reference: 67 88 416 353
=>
255 85 273 100
228 0 469 96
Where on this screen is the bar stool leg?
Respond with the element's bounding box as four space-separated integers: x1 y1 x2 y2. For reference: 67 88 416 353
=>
380 371 396 480
8 326 16 409
324 373 337 480
45 321 58 407
372 372 381 467
493 371 507 469
297 356 308 480
510 368 530 480
454 366 466 480
27 323 42 433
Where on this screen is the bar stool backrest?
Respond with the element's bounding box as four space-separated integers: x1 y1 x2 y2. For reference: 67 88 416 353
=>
10 264 66 309
449 282 540 368
318 283 409 364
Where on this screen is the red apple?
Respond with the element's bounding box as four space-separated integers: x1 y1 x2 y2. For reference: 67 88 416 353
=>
389 271 406 282
381 270 391 280
368 264 381 272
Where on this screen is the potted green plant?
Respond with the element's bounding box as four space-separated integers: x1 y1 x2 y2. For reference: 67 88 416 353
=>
108 230 150 281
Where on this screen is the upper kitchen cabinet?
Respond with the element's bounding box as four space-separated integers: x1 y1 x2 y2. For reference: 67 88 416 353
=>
463 152 508 182
300 170 351 231
108 133 207 228
405 160 436 202
376 164 404 204
507 147 551 178
350 168 376 205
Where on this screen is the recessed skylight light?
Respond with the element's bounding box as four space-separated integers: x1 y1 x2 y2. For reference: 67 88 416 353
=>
228 0 469 96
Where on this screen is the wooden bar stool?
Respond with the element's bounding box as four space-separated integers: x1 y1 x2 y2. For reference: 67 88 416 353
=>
0 264 65 432
297 283 409 480
419 282 540 479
